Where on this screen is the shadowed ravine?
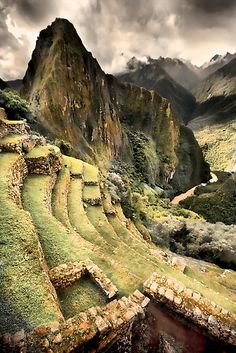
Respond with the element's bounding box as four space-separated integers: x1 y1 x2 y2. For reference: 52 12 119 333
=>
171 172 218 205
144 303 235 353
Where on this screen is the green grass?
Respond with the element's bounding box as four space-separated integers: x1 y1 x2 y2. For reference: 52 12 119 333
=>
57 277 108 319
184 266 236 303
51 160 71 229
83 162 99 184
22 174 89 267
0 153 61 333
26 145 60 158
52 160 144 297
67 178 112 252
2 119 25 125
63 155 83 176
0 134 27 145
83 185 101 201
86 205 162 281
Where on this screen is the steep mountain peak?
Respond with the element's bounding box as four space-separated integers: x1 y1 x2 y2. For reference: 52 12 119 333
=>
22 19 209 191
37 17 85 51
200 52 236 79
210 54 222 63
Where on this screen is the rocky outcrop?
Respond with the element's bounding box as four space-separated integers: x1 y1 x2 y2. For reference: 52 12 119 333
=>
22 18 210 192
144 273 236 345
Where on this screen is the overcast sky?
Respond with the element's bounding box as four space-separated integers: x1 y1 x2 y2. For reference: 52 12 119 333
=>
1 0 236 80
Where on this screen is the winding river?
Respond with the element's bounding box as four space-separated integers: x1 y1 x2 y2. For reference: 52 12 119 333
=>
171 172 218 205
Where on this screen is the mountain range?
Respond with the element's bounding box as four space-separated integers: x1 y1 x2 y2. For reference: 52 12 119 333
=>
117 52 236 172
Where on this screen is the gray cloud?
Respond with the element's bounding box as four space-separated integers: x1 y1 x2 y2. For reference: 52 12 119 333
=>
0 0 236 80
187 0 236 13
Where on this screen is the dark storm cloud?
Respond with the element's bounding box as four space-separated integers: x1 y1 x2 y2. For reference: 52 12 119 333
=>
0 0 236 79
1 0 57 24
187 0 236 13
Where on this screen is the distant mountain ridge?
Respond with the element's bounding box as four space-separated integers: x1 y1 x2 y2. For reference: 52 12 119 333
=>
117 57 196 124
189 57 236 171
199 52 236 79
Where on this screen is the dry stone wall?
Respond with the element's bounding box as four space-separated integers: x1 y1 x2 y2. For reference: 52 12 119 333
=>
0 136 35 154
0 121 28 141
8 155 28 207
144 272 236 345
49 260 118 300
25 148 62 175
2 290 150 353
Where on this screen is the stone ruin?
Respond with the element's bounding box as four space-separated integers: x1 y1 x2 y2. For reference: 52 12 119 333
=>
144 272 236 345
1 290 150 353
49 259 118 300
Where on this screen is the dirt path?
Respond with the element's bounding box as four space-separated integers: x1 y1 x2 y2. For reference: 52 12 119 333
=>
171 172 218 205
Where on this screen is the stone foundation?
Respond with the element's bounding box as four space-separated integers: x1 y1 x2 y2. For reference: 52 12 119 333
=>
144 272 236 345
49 259 118 300
0 119 28 139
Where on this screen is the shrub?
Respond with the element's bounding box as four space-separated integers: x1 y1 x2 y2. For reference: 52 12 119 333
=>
0 88 35 123
55 139 74 156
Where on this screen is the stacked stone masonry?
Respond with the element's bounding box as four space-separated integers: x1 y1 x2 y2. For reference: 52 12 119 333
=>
49 260 118 300
1 290 149 352
8 155 28 207
83 195 102 206
144 272 236 345
25 147 62 175
0 108 29 139
0 135 36 154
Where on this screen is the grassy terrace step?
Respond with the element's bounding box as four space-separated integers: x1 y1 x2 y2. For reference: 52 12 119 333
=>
68 178 112 252
0 134 34 153
25 145 60 158
25 145 62 175
86 204 163 271
83 162 99 185
0 153 62 334
83 185 101 204
22 174 91 268
67 177 147 290
64 155 83 177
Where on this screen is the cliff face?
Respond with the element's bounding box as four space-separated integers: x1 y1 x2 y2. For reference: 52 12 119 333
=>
189 58 236 172
22 18 209 191
117 59 196 124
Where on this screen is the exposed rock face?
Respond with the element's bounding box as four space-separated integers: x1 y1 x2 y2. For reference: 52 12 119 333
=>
148 56 200 91
22 18 209 192
117 58 196 124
